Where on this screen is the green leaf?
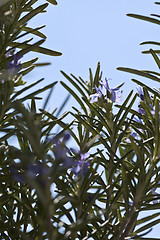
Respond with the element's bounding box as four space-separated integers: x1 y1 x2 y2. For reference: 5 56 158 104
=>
15 25 46 40
117 67 160 82
82 97 112 136
73 113 119 161
60 81 88 115
137 212 160 226
149 49 160 69
42 87 55 110
114 90 134 126
89 68 94 91
135 218 160 234
61 71 87 98
142 49 160 54
0 130 16 142
10 41 62 56
127 13 160 26
143 87 152 106
70 74 90 95
55 94 70 117
121 163 130 213
2 1 34 52
116 115 134 149
34 46 62 56
135 238 160 240
18 3 49 26
140 41 160 46
14 39 45 58
153 98 160 158
0 0 11 7
40 109 80 145
11 78 44 101
34 62 51 67
19 81 58 102
22 57 38 69
93 62 101 87
46 0 58 5
142 70 160 77
60 205 74 223
18 65 35 76
131 79 160 97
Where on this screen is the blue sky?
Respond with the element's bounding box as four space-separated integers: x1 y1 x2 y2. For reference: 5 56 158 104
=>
28 0 160 112
27 0 160 237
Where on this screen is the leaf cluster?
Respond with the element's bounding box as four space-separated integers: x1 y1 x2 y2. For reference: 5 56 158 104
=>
1 1 160 240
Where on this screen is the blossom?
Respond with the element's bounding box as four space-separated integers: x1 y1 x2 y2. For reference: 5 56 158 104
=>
26 163 48 179
10 162 48 183
62 132 71 142
136 86 157 118
136 86 145 101
138 107 145 115
5 50 21 78
47 134 91 177
72 153 90 177
136 86 146 116
90 78 122 103
90 86 103 103
8 54 21 76
100 78 122 103
47 133 73 169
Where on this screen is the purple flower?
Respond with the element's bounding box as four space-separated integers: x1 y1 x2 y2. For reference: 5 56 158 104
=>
62 132 71 142
138 107 145 115
26 163 48 179
54 140 73 168
136 86 145 101
136 86 156 120
100 78 122 103
72 153 90 177
136 86 146 116
47 133 73 169
90 86 103 103
10 162 48 184
90 78 122 103
48 132 70 158
7 53 21 77
47 134 91 176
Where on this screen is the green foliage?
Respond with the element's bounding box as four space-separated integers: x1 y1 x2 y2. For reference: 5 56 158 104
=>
60 63 160 240
0 0 160 240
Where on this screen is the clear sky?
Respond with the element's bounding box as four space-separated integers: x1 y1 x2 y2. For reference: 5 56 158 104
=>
27 0 160 237
27 0 160 110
